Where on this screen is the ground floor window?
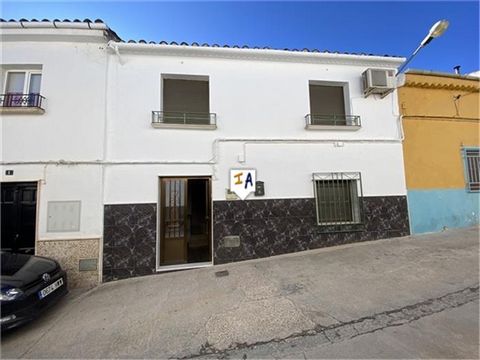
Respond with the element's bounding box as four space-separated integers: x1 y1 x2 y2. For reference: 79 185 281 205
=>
463 148 480 192
313 172 363 225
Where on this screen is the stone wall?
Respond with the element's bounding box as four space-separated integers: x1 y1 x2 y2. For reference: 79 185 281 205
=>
36 238 100 288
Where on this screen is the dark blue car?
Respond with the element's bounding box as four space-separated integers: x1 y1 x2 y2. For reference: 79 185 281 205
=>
1 252 68 331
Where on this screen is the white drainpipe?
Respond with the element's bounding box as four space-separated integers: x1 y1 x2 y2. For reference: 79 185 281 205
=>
107 42 125 65
1 138 402 167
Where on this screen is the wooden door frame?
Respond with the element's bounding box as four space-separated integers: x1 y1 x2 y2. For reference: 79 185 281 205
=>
156 175 213 271
159 177 188 265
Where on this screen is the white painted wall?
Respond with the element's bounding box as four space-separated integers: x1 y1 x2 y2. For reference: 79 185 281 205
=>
107 54 402 159
1 27 407 243
1 164 103 239
104 141 406 204
1 37 107 161
1 29 107 241
104 49 407 203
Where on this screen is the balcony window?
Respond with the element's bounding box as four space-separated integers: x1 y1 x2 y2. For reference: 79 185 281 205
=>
1 71 45 113
152 76 215 129
306 82 360 130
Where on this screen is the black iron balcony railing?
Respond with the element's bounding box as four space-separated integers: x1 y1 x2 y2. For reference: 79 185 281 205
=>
0 93 45 109
305 114 361 127
152 111 216 126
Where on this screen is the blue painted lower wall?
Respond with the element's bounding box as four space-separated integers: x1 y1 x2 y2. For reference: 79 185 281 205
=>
408 189 480 234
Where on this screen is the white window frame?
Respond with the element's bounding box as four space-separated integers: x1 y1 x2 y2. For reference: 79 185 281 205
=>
308 80 352 117
3 70 42 95
152 73 216 130
306 80 361 130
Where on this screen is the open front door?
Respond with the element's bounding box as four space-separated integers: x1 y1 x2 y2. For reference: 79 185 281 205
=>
160 178 188 265
159 177 211 267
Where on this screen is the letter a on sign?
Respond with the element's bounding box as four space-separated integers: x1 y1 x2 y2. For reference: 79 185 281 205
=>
230 169 256 200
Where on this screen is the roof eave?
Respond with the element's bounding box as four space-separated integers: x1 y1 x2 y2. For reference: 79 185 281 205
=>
405 69 480 81
108 41 405 67
0 20 121 42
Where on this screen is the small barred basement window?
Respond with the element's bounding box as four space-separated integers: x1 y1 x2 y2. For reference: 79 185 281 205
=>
313 172 363 225
464 148 480 192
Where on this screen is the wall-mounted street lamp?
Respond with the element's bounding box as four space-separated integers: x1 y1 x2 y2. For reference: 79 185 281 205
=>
397 20 449 75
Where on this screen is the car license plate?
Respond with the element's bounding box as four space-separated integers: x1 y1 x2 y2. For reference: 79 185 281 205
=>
38 278 64 299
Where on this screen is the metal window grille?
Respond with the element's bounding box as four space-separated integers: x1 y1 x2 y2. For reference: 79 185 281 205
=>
313 172 363 225
464 148 480 192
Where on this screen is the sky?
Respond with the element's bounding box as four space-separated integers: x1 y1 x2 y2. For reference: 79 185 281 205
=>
1 1 479 74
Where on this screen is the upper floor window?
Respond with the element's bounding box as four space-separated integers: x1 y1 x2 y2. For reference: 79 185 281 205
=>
152 75 216 129
463 148 480 192
2 71 44 111
306 81 360 130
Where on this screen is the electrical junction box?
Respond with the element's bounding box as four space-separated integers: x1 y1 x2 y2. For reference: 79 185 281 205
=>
255 181 265 196
47 201 81 232
79 258 98 271
223 236 240 248
225 189 239 200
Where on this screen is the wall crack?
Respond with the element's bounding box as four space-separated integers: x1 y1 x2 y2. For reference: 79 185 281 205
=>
179 285 479 359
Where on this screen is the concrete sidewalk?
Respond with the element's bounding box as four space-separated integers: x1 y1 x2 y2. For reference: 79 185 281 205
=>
1 227 479 359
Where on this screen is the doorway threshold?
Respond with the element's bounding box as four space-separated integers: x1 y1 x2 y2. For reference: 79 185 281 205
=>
156 262 213 273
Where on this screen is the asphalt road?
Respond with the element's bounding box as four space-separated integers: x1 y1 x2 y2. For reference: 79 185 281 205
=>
1 227 479 359
221 294 479 359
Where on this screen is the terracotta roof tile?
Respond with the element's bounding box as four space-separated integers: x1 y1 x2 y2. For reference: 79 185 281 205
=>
1 18 402 58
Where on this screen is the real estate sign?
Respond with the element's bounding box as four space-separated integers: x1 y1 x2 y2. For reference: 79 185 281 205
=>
230 169 256 200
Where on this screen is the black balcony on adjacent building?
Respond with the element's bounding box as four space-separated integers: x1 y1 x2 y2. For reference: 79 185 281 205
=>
0 93 45 112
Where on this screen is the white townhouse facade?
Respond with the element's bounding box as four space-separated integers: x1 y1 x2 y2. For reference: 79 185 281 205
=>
1 19 409 287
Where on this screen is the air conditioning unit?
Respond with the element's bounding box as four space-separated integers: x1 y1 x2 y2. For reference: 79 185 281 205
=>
362 68 396 98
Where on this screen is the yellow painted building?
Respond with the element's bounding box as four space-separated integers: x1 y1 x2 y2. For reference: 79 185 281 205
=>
398 70 480 233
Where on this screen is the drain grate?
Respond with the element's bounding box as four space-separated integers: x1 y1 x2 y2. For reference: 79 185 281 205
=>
215 270 229 277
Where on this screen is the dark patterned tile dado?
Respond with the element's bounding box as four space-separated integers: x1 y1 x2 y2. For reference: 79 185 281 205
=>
103 204 157 282
213 196 410 264
103 197 410 281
